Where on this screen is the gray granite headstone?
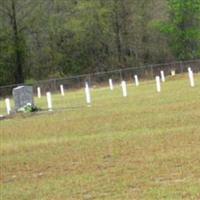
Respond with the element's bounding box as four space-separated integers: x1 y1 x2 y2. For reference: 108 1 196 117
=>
12 86 34 110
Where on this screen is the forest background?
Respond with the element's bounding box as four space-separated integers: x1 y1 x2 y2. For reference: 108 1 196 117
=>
0 0 200 85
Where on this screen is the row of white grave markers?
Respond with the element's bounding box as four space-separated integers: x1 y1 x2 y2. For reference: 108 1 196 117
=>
4 90 56 112
4 90 69 114
110 75 159 94
37 85 65 98
43 83 91 112
155 70 165 93
109 75 140 91
155 68 195 93
2 68 195 114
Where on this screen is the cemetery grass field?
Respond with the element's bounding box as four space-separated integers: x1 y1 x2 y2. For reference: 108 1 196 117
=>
1 74 200 199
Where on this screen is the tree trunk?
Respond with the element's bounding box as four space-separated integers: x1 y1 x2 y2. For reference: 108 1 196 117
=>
115 12 122 65
11 0 24 83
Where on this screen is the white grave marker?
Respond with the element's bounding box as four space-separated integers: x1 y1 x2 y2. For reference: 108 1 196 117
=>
156 76 161 92
60 84 65 96
121 81 127 97
134 75 139 86
5 98 11 115
37 87 41 98
109 79 114 90
46 92 53 111
188 69 195 87
85 82 91 104
160 71 165 82
188 67 192 73
171 70 176 76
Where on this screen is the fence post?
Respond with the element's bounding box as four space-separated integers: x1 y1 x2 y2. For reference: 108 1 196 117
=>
150 65 154 79
180 61 184 73
119 69 123 82
88 74 92 87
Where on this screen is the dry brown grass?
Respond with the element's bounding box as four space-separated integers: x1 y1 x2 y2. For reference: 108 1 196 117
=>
1 74 200 199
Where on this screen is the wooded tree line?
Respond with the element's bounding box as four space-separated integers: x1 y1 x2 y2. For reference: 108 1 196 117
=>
0 0 200 85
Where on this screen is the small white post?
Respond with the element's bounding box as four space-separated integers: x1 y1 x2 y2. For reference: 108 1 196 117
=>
171 70 176 76
37 87 41 98
188 67 192 73
5 98 11 115
60 84 65 96
134 75 139 86
46 92 53 111
188 69 195 87
156 76 161 93
160 71 165 82
121 81 127 97
85 82 91 104
109 79 114 90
